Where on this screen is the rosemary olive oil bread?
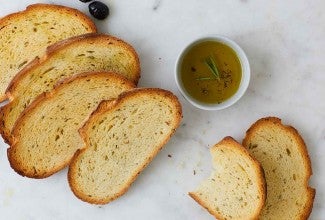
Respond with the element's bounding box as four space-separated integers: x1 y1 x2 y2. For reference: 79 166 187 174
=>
189 137 266 220
68 88 182 204
243 117 315 220
8 72 135 178
0 3 97 102
0 34 140 143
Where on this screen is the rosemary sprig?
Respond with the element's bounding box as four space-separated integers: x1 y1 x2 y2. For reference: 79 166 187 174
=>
195 77 213 81
205 55 220 81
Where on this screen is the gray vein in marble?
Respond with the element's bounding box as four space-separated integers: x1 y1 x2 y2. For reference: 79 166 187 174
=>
153 0 162 11
174 132 210 150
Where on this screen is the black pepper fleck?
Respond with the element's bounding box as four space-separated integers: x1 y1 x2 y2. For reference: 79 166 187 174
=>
201 88 209 95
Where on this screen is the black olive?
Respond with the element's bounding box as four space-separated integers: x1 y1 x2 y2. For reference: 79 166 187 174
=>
89 1 109 20
79 0 93 2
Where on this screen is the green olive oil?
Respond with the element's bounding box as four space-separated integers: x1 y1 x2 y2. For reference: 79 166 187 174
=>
180 41 242 104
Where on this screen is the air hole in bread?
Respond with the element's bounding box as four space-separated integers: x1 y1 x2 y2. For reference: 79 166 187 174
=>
286 148 291 156
43 67 55 75
248 143 258 149
18 60 28 69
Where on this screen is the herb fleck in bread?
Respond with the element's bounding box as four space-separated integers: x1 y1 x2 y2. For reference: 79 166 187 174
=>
0 34 140 143
0 3 97 102
243 117 315 220
68 88 182 204
8 72 135 178
189 137 266 220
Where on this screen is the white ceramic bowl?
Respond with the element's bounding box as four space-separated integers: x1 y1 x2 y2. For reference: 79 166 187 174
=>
175 35 250 110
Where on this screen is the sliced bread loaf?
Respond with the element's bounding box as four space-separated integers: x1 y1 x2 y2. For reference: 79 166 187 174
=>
243 117 315 219
8 72 135 178
0 3 96 102
189 137 266 220
0 34 140 143
68 88 182 204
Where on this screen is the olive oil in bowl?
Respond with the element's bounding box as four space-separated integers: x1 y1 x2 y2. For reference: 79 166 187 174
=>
180 41 242 104
175 36 250 110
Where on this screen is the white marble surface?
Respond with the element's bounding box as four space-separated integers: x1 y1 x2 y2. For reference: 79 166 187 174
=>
0 0 324 219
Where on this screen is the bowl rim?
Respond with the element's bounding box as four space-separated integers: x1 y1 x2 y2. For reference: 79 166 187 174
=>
175 35 250 111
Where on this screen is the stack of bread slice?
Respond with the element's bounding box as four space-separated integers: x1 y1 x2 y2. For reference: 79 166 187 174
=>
0 4 97 102
189 137 266 220
0 3 182 204
190 117 315 220
243 117 315 219
0 33 140 143
8 72 136 178
69 88 182 204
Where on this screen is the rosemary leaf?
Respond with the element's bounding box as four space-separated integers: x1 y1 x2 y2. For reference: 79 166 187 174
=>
205 56 220 81
195 77 213 81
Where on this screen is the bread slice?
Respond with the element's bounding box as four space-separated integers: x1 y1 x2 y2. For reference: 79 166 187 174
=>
189 137 266 220
68 88 182 204
243 117 315 220
7 72 135 178
0 34 140 143
0 3 97 102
